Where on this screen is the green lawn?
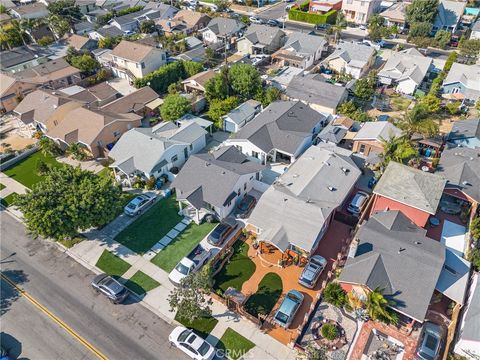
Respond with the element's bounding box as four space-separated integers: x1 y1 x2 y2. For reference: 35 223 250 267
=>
0 192 17 207
58 236 84 248
3 151 62 188
97 167 112 178
175 311 219 339
217 328 255 360
114 196 182 254
95 250 131 277
124 271 160 295
213 241 256 295
244 272 283 317
0 183 5 190
151 222 216 272
390 96 412 112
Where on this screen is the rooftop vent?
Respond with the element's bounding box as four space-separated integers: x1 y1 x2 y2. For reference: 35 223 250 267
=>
205 162 211 166
398 247 406 254
328 186 335 191
341 167 350 174
462 180 471 186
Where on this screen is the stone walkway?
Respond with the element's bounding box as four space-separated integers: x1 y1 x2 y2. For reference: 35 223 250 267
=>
57 156 105 174
143 217 192 260
0 171 28 198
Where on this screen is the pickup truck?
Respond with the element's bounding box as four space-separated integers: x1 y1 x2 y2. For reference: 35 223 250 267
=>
169 244 212 286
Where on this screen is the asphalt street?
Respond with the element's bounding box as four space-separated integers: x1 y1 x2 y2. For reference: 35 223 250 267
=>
0 211 187 360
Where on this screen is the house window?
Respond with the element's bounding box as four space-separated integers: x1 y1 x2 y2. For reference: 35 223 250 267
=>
252 151 259 159
141 62 145 69
189 144 193 150
171 155 178 162
244 183 247 190
359 144 366 154
238 188 241 196
127 123 132 130
236 145 242 152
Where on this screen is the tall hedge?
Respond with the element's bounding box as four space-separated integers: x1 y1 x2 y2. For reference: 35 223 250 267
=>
288 2 337 25
134 61 203 94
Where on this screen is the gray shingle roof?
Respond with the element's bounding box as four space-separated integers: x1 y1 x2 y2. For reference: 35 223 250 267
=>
443 63 480 94
248 144 361 252
283 32 326 57
353 121 402 141
318 124 347 144
339 210 446 322
458 274 480 342
286 74 348 111
172 146 264 209
437 146 480 202
324 41 375 69
447 119 480 142
224 100 260 125
433 0 466 29
378 49 432 85
205 17 244 36
244 24 284 46
374 162 446 214
232 101 327 155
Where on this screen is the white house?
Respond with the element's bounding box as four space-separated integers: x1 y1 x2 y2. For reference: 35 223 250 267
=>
323 41 376 79
222 99 262 133
201 17 245 45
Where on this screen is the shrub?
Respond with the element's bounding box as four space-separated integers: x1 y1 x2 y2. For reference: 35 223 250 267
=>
446 101 461 115
145 176 156 190
288 2 337 25
36 160 50 175
321 324 338 340
323 282 347 308
37 36 55 46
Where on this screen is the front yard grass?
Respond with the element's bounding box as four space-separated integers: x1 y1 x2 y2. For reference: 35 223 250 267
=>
151 222 216 272
3 151 62 188
58 235 84 248
124 271 160 295
244 272 283 317
175 311 219 339
217 328 255 360
114 196 182 254
0 192 17 207
213 241 256 295
95 250 131 277
0 183 5 190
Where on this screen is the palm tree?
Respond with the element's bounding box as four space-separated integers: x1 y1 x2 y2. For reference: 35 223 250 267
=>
365 288 398 325
331 12 347 44
380 135 417 166
399 104 439 138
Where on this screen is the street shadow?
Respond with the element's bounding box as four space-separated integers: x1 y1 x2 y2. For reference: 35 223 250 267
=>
0 269 29 316
0 332 25 359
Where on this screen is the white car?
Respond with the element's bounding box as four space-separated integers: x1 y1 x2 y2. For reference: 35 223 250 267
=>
124 193 156 216
249 16 263 24
169 326 216 360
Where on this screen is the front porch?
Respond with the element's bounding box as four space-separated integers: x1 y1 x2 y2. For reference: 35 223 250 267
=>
177 200 213 225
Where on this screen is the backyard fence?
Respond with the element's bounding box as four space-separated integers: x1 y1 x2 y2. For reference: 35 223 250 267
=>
0 145 38 171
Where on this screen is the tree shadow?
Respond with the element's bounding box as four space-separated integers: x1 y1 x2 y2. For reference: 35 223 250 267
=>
0 332 24 360
0 269 29 316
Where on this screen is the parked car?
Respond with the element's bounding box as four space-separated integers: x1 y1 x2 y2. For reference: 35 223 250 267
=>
283 0 294 2
267 19 280 27
359 24 367 30
169 326 216 360
298 255 327 289
285 3 295 10
274 290 304 328
123 30 135 36
314 23 329 30
169 244 213 286
207 223 236 246
234 194 257 218
414 322 445 360
91 274 129 304
347 191 369 216
124 193 156 216
249 16 263 24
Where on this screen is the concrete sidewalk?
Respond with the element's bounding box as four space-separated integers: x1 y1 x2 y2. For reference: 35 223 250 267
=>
0 172 28 198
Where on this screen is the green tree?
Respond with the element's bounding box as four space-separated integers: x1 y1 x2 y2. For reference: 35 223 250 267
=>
168 263 213 321
39 137 63 156
15 166 122 240
459 39 480 58
399 104 438 137
476 99 480 111
365 288 398 325
354 72 377 101
0 5 6 13
408 22 432 38
418 94 442 113
37 35 55 46
69 54 100 73
331 11 347 43
160 94 191 121
257 86 281 107
337 100 357 116
204 47 217 68
205 71 229 102
446 101 461 115
47 0 82 21
207 96 239 127
214 0 229 11
296 344 327 360
367 14 387 41
66 143 87 161
321 324 338 340
139 19 155 34
323 282 347 308
434 30 451 49
470 217 480 241
229 64 262 101
98 36 122 49
48 15 72 38
380 135 416 166
183 60 204 77
468 248 480 272
406 0 438 24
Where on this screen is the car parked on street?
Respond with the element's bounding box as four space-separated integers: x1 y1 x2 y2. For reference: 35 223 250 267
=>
298 255 327 289
234 194 257 218
91 274 129 304
267 19 280 27
249 16 263 24
274 290 304 328
414 322 445 360
314 23 330 31
347 191 369 216
124 193 156 216
169 326 216 360
207 222 236 246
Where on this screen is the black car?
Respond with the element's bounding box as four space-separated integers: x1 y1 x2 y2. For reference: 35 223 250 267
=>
207 223 235 246
91 274 129 304
235 194 257 219
267 19 280 27
314 23 330 31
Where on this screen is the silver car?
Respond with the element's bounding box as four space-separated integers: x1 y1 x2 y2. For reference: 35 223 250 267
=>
274 290 304 328
124 194 156 216
298 255 327 289
415 322 445 360
91 274 129 304
347 191 369 216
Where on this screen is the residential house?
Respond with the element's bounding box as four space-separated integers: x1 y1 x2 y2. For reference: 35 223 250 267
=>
285 73 348 114
0 45 50 73
339 210 469 325
446 118 480 149
45 105 142 158
471 20 480 40
143 1 178 18
433 0 467 33
101 86 159 116
14 58 82 90
201 17 245 46
175 113 213 134
309 0 342 13
378 48 433 95
437 146 480 206
268 66 304 90
174 46 206 63
317 115 356 145
271 32 327 70
109 9 161 33
89 25 125 41
351 121 402 157
28 25 55 44
182 70 216 95
237 24 286 55
454 272 480 359
75 0 98 14
379 1 408 30
109 121 207 185
247 144 361 256
65 34 98 52
323 41 376 79
157 10 210 36
223 99 262 133
224 100 328 164
10 3 49 19
0 73 38 113
341 0 382 24
59 82 120 107
371 161 446 227
74 21 95 35
109 40 167 82
172 146 265 223
441 63 480 102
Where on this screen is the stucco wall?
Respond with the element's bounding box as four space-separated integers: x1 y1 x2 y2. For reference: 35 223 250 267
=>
371 194 431 228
